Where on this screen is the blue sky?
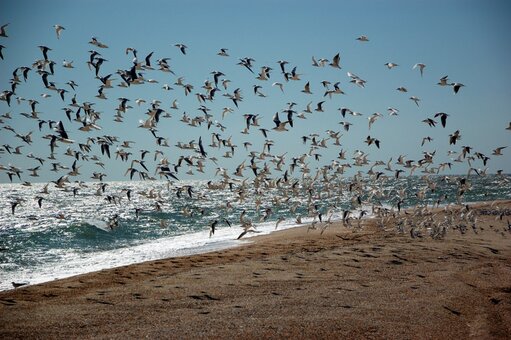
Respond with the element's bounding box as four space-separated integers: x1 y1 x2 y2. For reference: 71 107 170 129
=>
1 0 510 183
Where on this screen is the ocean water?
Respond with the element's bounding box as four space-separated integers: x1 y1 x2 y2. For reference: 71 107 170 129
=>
1 174 510 291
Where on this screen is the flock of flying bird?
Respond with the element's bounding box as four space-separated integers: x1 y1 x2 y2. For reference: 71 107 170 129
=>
1 22 510 239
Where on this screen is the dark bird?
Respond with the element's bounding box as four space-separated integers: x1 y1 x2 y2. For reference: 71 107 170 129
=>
175 43 187 55
11 200 19 214
315 101 325 112
452 82 465 94
55 121 69 139
0 23 9 37
198 136 207 157
449 130 461 145
38 45 52 60
209 220 218 237
434 112 449 128
12 281 29 288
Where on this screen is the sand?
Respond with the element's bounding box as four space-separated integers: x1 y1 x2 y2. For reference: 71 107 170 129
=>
1 201 510 339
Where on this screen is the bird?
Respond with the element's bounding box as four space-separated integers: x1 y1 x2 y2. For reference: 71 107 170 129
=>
434 112 449 128
0 23 8 37
301 81 312 94
329 53 341 69
62 60 74 68
38 45 52 61
217 48 229 57
356 35 369 42
492 147 506 156
365 135 381 149
54 24 65 39
412 63 426 76
368 112 382 130
315 101 325 112
175 43 187 55
89 37 108 48
409 96 421 106
449 130 461 145
275 216 285 230
387 107 399 116
384 62 399 69
209 220 218 237
12 281 29 288
11 200 20 214
437 75 450 86
272 82 284 93
272 112 289 132
451 82 465 94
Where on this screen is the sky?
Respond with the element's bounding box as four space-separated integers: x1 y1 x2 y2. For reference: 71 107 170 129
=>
1 0 510 184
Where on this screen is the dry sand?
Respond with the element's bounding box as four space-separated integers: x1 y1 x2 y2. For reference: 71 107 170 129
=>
1 201 511 339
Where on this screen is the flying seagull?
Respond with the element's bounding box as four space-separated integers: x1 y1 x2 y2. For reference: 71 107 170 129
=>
0 23 8 38
413 63 426 77
451 82 465 94
175 43 187 55
54 24 65 39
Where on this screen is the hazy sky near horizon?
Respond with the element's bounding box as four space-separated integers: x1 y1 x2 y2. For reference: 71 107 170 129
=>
1 0 510 183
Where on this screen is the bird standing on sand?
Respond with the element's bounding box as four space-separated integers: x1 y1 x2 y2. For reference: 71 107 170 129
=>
12 281 28 288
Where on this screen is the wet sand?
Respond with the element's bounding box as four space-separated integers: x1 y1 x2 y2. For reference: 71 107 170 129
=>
1 201 511 339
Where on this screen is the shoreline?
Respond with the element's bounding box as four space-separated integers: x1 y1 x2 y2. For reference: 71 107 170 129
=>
3 197 507 293
1 200 510 338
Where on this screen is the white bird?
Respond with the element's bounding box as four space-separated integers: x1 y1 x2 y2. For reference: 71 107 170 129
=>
272 82 284 93
62 60 74 68
387 107 399 116
368 112 383 130
385 62 399 69
54 25 65 39
437 75 450 86
413 63 426 77
409 96 421 106
356 35 369 42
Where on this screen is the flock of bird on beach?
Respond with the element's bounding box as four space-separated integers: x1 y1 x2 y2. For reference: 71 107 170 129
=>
1 22 510 240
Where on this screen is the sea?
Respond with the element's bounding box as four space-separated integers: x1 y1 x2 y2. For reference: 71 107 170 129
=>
1 174 510 291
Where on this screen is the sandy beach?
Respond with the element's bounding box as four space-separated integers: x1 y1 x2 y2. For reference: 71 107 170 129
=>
1 201 510 339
